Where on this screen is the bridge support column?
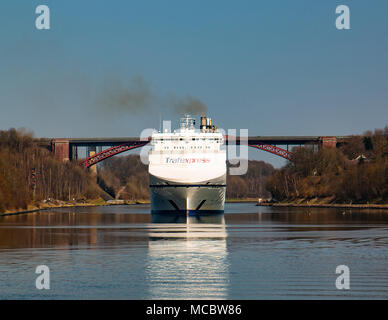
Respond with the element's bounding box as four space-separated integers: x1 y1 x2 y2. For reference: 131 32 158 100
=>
320 137 337 148
87 146 98 176
52 139 70 161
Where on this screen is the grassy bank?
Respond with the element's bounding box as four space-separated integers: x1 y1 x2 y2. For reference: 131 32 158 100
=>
258 195 388 209
0 198 154 217
258 200 388 210
226 198 259 203
0 198 105 216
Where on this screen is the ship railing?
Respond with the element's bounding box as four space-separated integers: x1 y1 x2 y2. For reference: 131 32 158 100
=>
149 149 225 155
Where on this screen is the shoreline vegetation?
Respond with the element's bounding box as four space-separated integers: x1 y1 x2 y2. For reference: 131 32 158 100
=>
0 198 262 217
266 127 388 206
2 197 387 217
1 127 387 216
0 198 150 217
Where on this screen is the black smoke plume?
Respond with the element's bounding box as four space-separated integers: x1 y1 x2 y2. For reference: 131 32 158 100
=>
172 94 207 116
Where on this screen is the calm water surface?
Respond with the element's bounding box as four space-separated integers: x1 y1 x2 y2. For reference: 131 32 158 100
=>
1 203 388 299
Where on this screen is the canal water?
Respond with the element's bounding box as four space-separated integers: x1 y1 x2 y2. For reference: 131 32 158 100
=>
0 203 388 299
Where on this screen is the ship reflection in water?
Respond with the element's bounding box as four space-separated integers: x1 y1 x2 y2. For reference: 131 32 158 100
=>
146 213 228 299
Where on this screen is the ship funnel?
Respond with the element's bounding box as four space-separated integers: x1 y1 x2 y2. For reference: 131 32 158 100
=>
200 116 207 132
206 118 212 130
200 116 216 132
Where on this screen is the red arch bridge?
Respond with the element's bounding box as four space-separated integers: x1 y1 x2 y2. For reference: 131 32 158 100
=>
37 136 346 168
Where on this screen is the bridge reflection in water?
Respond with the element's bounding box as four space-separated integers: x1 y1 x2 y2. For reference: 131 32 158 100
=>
146 213 229 299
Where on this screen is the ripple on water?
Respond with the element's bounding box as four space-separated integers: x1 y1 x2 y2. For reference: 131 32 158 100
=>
1 204 388 299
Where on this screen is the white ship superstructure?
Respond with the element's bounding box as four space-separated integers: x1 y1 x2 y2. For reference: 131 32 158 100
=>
148 115 226 215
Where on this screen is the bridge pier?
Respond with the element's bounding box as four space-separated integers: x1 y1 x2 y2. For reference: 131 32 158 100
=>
320 137 337 148
51 139 70 161
87 146 98 176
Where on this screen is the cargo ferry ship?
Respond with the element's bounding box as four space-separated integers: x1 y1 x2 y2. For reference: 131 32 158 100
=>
148 115 226 215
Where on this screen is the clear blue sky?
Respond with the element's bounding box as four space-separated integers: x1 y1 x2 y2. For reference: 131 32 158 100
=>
1 1 387 166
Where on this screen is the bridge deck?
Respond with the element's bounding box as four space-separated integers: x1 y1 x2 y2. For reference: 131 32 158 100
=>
38 135 349 147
